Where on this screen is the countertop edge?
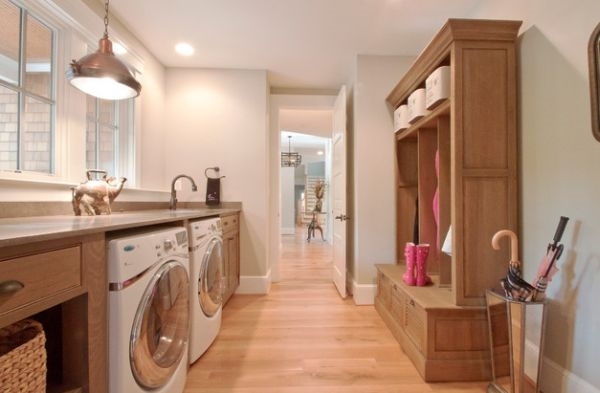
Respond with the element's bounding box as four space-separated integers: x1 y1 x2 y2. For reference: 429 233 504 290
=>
0 208 240 248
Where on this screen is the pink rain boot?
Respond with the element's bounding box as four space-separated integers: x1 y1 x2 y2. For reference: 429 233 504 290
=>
416 244 432 286
403 242 416 286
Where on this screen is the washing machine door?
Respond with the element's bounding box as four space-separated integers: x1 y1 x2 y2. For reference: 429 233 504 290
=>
130 260 190 389
199 236 223 317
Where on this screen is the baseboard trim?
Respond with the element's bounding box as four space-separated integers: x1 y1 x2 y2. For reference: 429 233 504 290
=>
281 227 296 235
236 270 271 295
541 356 599 393
525 339 540 384
352 280 376 305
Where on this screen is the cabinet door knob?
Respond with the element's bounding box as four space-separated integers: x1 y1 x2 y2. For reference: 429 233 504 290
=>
0 280 25 294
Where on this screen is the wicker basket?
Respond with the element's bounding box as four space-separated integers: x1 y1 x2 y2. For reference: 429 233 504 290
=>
0 319 47 393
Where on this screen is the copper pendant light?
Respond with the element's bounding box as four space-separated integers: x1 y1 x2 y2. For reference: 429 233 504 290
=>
66 0 141 100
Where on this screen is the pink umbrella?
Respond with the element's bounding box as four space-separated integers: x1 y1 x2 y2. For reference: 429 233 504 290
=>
531 216 569 301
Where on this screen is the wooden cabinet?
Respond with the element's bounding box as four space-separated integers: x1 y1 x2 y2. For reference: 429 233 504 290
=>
0 208 241 391
376 19 521 382
221 213 240 305
0 247 82 317
0 234 106 393
376 264 491 381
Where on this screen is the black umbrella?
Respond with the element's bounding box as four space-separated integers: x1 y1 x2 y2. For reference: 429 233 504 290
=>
492 229 534 301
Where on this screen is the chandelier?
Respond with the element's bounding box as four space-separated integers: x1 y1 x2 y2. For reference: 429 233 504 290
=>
281 135 302 167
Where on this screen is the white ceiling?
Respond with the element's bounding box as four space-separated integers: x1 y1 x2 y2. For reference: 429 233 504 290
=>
108 0 483 90
107 0 484 157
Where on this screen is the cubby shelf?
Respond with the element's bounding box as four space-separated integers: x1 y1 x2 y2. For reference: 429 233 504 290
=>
394 100 451 140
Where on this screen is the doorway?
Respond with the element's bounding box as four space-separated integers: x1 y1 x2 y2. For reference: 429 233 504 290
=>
269 95 338 284
279 131 332 243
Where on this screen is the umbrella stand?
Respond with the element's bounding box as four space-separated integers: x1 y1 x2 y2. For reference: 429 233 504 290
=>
486 289 547 393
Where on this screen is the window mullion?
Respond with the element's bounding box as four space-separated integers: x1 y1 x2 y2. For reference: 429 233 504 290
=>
114 101 119 175
17 8 27 170
49 23 56 174
95 99 100 170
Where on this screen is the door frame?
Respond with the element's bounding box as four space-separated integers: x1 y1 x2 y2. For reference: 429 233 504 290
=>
268 93 338 283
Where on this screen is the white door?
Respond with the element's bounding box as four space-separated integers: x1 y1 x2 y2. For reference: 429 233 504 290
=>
332 86 348 298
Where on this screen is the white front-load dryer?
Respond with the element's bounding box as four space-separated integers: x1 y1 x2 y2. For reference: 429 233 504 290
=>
107 226 190 393
188 217 224 364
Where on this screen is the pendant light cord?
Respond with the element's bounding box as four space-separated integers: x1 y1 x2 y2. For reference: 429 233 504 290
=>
103 0 110 39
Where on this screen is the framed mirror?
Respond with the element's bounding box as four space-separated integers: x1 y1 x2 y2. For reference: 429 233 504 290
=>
589 22 600 142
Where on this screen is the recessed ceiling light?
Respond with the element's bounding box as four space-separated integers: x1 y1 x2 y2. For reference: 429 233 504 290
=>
317 150 324 156
175 42 195 56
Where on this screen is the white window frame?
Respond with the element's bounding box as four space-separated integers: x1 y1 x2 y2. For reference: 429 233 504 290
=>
0 0 59 178
86 96 136 182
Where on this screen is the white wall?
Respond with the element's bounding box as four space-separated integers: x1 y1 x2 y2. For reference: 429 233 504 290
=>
470 2 600 392
280 167 296 234
352 55 414 288
165 68 270 286
137 50 167 190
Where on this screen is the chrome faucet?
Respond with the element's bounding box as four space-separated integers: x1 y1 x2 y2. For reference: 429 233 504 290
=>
170 174 198 210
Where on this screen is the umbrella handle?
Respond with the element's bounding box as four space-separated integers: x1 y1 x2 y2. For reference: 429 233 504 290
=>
491 229 519 264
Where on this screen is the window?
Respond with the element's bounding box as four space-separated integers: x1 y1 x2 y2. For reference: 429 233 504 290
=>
0 0 55 173
86 96 135 181
0 0 140 188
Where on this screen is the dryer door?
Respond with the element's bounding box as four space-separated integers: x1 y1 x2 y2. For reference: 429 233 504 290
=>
130 260 190 389
199 236 223 317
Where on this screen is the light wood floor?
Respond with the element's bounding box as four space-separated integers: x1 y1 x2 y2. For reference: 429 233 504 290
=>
184 228 489 392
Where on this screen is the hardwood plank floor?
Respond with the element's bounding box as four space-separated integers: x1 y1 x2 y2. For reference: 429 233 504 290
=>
184 228 488 392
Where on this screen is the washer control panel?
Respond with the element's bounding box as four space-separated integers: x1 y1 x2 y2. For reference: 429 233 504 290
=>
108 227 189 284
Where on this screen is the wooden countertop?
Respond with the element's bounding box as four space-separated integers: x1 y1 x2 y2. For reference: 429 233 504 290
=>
0 208 240 247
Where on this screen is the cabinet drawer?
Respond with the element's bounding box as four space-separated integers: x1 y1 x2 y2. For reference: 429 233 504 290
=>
0 246 82 317
376 271 391 308
390 284 405 325
221 214 239 234
432 312 489 352
404 296 426 352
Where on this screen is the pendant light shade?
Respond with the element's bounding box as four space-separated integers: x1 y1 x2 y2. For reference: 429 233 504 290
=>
66 1 141 100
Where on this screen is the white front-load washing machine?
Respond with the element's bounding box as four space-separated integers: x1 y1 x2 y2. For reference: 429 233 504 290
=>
188 217 224 364
107 226 190 393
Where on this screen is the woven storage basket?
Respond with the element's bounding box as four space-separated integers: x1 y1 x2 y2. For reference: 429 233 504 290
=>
0 319 47 393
